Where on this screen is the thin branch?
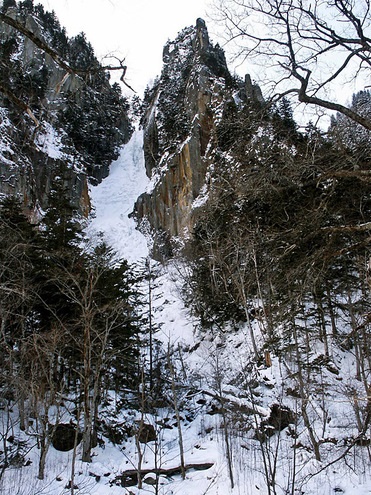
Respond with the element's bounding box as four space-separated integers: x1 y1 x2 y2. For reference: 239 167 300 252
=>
0 12 136 121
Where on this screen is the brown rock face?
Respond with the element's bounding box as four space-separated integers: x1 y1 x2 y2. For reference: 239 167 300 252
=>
134 19 234 259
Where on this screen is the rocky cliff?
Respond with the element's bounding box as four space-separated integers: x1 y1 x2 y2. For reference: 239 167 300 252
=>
133 19 261 259
132 19 231 257
0 3 132 217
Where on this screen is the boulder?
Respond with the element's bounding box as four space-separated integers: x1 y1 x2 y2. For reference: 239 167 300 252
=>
51 423 82 452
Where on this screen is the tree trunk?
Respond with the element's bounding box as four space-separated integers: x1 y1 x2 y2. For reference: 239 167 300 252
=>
325 285 338 337
315 295 329 357
168 350 186 480
37 419 50 480
82 392 92 464
293 323 321 462
82 313 93 463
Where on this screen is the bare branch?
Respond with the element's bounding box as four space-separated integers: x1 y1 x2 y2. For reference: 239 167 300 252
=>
213 0 371 129
0 81 40 127
0 12 136 122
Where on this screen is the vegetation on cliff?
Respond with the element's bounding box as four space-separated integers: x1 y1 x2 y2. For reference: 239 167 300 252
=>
0 0 133 211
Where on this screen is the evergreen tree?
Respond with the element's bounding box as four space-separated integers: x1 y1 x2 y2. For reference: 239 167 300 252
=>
329 90 371 165
18 0 34 14
41 171 83 250
0 196 40 429
1 0 17 13
83 242 141 388
33 169 83 335
273 97 297 139
0 196 38 341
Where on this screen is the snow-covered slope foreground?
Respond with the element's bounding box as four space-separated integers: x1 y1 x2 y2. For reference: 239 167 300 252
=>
2 132 371 495
81 131 371 495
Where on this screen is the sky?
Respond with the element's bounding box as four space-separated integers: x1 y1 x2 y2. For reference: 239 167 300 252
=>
36 0 218 96
34 0 364 126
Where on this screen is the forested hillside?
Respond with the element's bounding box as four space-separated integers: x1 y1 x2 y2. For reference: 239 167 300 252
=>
0 0 132 213
1 1 371 495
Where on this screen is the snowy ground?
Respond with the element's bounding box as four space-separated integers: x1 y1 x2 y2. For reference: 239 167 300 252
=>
2 131 371 495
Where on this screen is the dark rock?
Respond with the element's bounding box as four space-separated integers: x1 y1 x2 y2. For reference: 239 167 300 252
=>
355 436 371 446
267 404 295 431
65 481 79 490
51 423 82 452
120 472 138 487
258 404 295 440
137 423 156 443
143 474 157 485
89 471 101 482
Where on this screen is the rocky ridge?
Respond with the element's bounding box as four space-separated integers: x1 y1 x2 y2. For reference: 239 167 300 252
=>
134 18 261 258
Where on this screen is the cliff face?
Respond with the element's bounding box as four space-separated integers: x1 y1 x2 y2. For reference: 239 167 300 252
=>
0 4 132 216
0 111 91 217
134 19 236 258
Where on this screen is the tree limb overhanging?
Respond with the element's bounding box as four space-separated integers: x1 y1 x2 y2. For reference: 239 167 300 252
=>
213 0 371 129
0 12 73 74
0 12 133 80
0 81 40 126
0 12 135 123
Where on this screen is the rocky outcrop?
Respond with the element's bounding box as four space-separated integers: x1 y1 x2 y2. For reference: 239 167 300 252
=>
1 8 82 101
0 118 91 216
0 5 132 216
134 19 236 258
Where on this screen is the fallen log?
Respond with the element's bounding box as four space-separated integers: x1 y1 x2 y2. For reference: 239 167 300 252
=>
116 462 214 487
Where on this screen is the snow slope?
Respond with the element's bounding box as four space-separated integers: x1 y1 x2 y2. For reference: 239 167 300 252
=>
87 130 150 264
87 131 199 349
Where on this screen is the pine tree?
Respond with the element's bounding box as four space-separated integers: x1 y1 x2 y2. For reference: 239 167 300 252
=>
1 0 17 13
0 195 38 343
0 196 40 430
33 169 84 336
40 172 82 252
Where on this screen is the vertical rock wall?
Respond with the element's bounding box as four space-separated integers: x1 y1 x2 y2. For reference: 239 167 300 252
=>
134 19 235 258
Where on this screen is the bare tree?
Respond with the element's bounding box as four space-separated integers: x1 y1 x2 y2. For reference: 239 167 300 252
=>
167 346 186 480
51 245 138 463
212 0 371 129
26 329 65 480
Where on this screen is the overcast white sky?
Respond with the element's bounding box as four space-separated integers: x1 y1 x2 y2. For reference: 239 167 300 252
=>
37 0 222 96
